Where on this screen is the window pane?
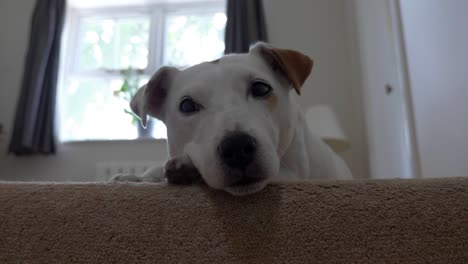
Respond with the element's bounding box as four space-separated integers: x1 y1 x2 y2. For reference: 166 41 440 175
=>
164 12 226 67
59 7 227 141
118 19 150 69
58 75 166 141
77 16 149 71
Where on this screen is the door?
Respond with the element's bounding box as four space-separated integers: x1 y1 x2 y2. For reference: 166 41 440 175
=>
351 0 419 179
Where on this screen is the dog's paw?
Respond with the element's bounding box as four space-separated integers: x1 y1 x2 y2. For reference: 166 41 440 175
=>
164 157 202 185
111 174 143 183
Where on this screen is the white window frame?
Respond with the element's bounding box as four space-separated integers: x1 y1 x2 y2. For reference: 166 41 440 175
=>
58 1 226 142
64 1 225 77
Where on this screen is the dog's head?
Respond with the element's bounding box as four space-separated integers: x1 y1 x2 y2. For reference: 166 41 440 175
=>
131 43 313 195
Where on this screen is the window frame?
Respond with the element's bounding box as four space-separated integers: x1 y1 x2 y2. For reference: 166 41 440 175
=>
64 1 226 79
58 1 226 142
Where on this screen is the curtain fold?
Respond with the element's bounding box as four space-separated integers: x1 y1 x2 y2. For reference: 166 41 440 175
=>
224 0 268 54
9 0 66 155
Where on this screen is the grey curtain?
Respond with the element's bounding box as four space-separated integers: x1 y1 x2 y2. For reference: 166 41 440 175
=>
9 0 66 155
224 0 268 54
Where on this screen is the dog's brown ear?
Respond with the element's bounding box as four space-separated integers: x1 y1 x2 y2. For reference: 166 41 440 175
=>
250 42 313 95
130 66 179 127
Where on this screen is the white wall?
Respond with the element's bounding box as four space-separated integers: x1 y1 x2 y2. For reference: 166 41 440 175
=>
0 0 368 181
400 0 468 178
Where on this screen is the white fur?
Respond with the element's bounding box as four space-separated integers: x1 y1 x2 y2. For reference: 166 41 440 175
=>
112 43 352 195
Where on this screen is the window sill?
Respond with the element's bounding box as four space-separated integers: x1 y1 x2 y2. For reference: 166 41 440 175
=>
60 137 167 145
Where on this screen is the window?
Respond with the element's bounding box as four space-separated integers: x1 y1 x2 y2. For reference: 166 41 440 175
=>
58 1 226 141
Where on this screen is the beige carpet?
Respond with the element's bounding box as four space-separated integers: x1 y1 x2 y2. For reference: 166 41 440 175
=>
0 178 467 263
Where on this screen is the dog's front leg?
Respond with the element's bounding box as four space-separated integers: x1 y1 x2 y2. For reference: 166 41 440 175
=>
164 155 202 185
111 166 165 183
111 155 201 184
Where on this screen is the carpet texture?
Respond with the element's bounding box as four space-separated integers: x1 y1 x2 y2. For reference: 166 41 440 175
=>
0 178 467 263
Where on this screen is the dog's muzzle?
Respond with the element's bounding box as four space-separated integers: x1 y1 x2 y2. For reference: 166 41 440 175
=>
217 132 265 186
218 132 257 169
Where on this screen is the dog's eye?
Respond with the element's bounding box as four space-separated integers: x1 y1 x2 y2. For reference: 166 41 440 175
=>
251 81 273 98
179 97 202 114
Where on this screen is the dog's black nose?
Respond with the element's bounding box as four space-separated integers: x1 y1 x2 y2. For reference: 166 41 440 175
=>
218 132 257 169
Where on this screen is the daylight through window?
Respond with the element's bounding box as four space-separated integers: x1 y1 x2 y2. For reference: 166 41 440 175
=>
58 2 226 141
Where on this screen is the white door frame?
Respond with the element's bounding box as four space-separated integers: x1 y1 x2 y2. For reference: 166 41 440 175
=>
350 0 421 179
387 0 422 179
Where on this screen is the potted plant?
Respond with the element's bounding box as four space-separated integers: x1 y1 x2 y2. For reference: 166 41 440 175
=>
113 68 153 138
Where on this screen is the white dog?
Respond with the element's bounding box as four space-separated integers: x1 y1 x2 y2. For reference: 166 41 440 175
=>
113 43 352 195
